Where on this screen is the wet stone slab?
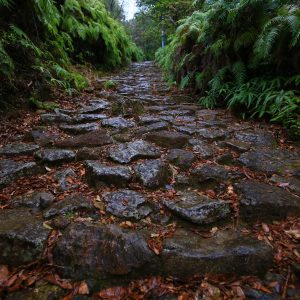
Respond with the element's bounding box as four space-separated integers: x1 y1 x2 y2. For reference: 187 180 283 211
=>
102 189 152 220
270 174 300 196
135 121 169 135
59 123 100 134
238 149 299 175
189 139 215 158
108 140 161 164
134 159 171 188
0 159 43 188
85 161 132 188
0 209 50 266
190 164 243 186
11 191 55 209
54 168 78 192
79 100 110 113
72 113 108 123
165 149 196 170
234 131 277 148
24 128 60 147
55 129 113 148
35 149 76 164
237 180 300 222
0 143 39 157
160 229 273 279
53 223 153 284
43 193 94 219
40 113 73 124
102 117 136 129
146 130 190 148
163 191 231 225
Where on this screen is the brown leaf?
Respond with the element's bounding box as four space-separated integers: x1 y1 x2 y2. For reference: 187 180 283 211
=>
0 265 10 284
78 281 89 295
147 239 163 255
98 286 128 300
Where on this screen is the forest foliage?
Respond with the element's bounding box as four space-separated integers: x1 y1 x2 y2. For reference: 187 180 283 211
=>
155 0 300 135
0 0 142 106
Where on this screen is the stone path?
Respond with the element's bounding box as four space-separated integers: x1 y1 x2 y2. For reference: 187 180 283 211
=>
0 62 300 298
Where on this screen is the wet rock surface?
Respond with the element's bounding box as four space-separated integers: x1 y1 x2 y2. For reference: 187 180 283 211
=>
0 209 50 266
108 140 161 164
59 123 100 134
1 62 300 296
0 143 39 156
43 193 94 219
134 160 170 188
160 229 273 279
85 161 132 187
55 129 113 148
53 223 153 283
0 159 42 188
165 149 196 170
102 117 135 129
163 192 231 225
102 190 152 220
146 130 190 148
35 149 76 164
238 149 299 175
237 180 300 221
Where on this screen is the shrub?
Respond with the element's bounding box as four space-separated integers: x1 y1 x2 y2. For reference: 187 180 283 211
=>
156 0 300 136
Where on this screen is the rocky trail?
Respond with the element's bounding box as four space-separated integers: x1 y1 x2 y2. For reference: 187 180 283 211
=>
0 62 299 299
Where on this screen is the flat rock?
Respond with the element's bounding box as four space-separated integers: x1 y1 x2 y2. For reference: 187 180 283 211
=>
11 192 55 209
225 139 251 153
163 192 231 225
43 193 94 219
55 129 113 148
146 131 189 148
41 113 73 124
234 131 276 148
102 117 135 129
72 114 107 123
135 122 169 135
160 229 273 279
190 164 242 185
0 159 42 188
85 161 132 188
138 116 162 125
24 128 60 146
0 143 39 156
79 100 110 113
270 174 300 196
189 139 215 158
0 209 50 266
76 147 103 160
134 159 170 188
53 223 153 283
108 140 161 164
159 109 193 116
238 149 299 175
35 149 75 164
165 149 195 170
197 128 227 140
59 123 100 134
102 190 152 220
54 168 78 192
237 180 300 221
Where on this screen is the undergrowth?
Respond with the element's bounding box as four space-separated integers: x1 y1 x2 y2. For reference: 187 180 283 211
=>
156 0 300 136
0 0 143 107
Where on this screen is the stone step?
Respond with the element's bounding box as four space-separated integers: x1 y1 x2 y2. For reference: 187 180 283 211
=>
51 223 273 291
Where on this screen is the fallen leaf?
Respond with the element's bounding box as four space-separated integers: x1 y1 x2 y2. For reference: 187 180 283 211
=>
284 229 300 240
78 281 89 295
0 265 9 284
